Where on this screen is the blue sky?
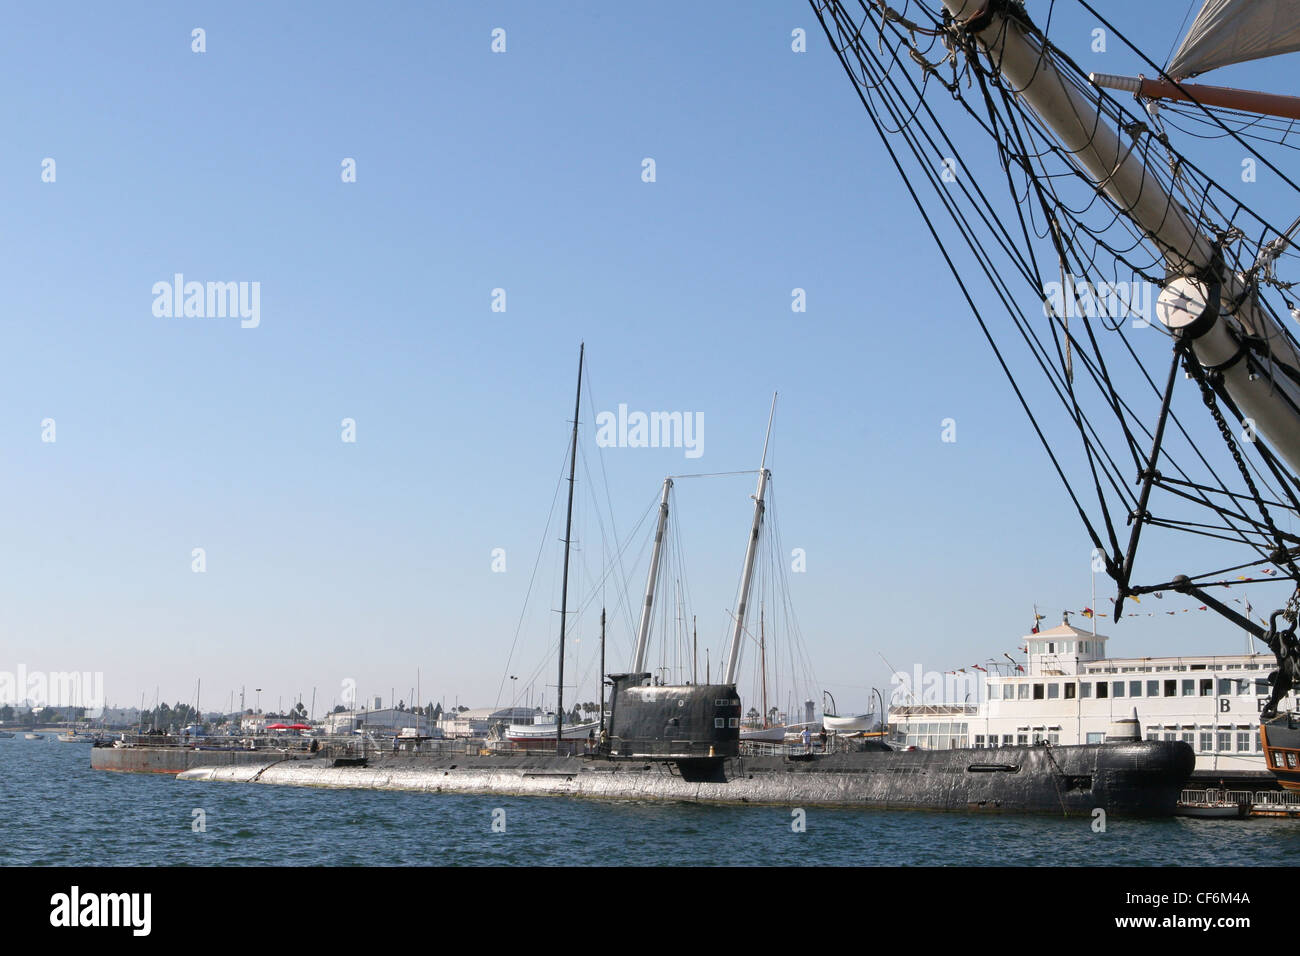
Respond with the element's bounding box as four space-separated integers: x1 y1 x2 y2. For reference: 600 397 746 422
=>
1 2 1295 719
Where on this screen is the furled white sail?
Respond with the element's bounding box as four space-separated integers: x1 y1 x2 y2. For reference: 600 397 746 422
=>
1167 0 1300 79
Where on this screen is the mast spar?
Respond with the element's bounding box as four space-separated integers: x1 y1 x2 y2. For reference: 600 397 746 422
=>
556 343 583 752
937 0 1300 478
631 477 673 675
723 392 777 686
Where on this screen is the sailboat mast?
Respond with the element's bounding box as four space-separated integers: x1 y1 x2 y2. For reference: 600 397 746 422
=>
599 606 606 735
632 477 673 674
723 392 777 685
556 343 583 751
759 605 768 729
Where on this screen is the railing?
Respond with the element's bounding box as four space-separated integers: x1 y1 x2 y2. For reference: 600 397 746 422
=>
1252 790 1300 808
1179 788 1254 806
119 733 324 751
741 741 827 757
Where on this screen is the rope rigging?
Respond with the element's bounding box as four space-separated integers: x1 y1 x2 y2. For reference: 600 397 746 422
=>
809 0 1300 675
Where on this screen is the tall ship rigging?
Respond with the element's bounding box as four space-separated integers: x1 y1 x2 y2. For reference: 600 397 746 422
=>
810 0 1300 787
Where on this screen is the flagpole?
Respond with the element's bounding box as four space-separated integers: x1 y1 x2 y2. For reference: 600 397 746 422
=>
1091 566 1097 637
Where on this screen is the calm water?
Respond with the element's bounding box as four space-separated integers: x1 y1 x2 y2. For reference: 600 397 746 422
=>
4 738 1300 865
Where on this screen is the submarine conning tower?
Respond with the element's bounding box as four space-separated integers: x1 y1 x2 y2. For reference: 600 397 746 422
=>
605 673 741 759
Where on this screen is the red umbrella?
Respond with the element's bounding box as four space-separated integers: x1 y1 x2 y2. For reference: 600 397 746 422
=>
288 723 311 730
266 723 289 730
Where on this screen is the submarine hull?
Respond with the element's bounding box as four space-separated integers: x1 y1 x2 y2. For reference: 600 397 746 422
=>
172 740 1194 816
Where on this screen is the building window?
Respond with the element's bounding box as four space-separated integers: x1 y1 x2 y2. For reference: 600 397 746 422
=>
1018 684 1029 700
1080 682 1092 698
975 735 985 748
1033 684 1044 700
1181 732 1194 747
1129 681 1142 698
1086 732 1103 744
1199 732 1213 752
1097 682 1109 699
1064 683 1076 700
1182 679 1195 696
1218 678 1233 695
1016 734 1028 746
1217 731 1231 752
1047 683 1060 699
1200 679 1213 696
714 718 724 728
1048 733 1060 745
1165 680 1177 697
1288 752 1298 770
1237 732 1251 752
1256 733 1264 753
1146 680 1159 697
1112 681 1125 698
1003 684 1014 700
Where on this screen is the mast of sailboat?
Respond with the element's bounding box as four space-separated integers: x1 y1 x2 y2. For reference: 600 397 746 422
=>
692 615 698 685
631 477 673 674
599 606 606 735
556 343 583 752
723 392 777 685
759 605 768 729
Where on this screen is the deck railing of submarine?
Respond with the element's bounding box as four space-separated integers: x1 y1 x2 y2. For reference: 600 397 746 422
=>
116 733 482 755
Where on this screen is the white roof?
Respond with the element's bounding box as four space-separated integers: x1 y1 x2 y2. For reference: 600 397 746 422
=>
1027 623 1106 641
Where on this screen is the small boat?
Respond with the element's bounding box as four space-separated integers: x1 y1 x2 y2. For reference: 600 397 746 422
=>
24 732 41 740
822 691 872 733
1176 789 1253 818
1178 803 1251 819
507 716 601 743
739 725 787 743
0 731 13 738
55 731 95 743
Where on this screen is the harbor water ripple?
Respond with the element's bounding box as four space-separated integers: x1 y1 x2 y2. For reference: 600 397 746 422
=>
3 739 1300 866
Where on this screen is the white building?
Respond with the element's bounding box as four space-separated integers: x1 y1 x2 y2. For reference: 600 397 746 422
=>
887 621 1292 775
322 708 436 737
